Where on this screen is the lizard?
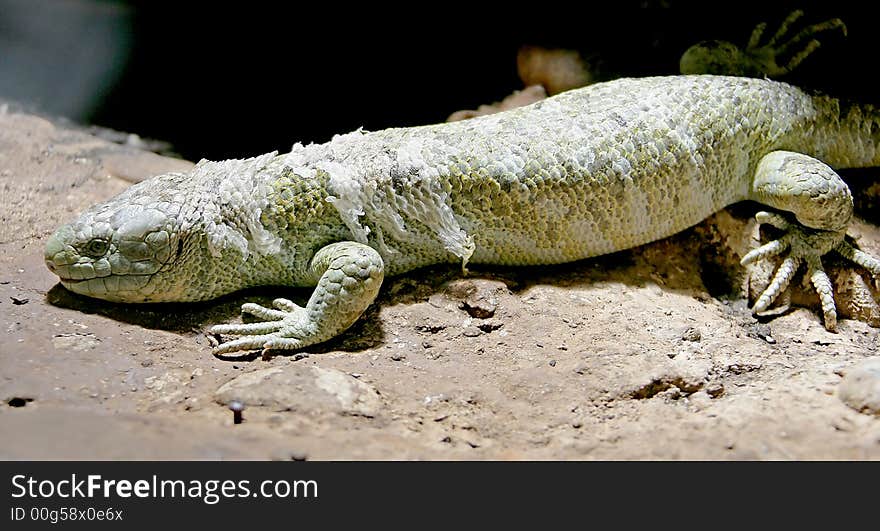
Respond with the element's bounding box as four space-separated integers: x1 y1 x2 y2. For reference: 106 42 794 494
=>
43 75 880 355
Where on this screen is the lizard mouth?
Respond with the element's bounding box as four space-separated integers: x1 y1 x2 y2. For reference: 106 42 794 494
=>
56 274 155 302
45 263 85 284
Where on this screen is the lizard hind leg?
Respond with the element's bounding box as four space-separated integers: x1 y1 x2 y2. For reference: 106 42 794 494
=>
742 150 879 330
211 242 384 355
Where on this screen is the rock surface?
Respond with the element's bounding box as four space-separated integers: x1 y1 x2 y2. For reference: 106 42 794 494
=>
215 365 382 417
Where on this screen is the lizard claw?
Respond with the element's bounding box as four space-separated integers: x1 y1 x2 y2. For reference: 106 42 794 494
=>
743 212 880 330
209 302 310 355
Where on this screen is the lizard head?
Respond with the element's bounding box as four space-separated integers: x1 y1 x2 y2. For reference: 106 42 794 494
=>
45 153 284 303
44 172 205 303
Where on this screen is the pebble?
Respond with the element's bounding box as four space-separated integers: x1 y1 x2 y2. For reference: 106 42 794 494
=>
838 358 880 415
462 327 482 337
443 278 503 319
681 327 701 342
706 382 725 398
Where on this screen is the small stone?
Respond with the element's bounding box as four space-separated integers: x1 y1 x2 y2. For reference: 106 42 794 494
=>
706 382 724 398
444 278 504 319
571 420 582 429
10 296 28 305
838 358 880 415
390 352 406 361
140 359 154 367
681 327 701 342
548 360 557 367
462 327 482 337
462 301 496 319
748 323 775 343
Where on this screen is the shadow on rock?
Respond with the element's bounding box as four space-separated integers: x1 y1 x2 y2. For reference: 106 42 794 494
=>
45 283 386 356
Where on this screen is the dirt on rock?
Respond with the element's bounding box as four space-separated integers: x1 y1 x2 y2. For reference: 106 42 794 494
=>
1 103 879 460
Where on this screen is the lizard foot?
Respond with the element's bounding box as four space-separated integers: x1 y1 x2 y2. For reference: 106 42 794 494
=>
741 211 880 331
210 242 384 355
210 298 310 354
745 10 846 77
680 10 846 77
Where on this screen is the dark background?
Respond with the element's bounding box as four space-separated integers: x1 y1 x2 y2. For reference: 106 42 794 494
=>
0 0 876 161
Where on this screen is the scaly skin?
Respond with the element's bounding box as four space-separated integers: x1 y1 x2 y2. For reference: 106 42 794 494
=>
44 75 880 354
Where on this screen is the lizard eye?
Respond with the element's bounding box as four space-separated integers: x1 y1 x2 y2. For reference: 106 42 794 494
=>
83 238 110 257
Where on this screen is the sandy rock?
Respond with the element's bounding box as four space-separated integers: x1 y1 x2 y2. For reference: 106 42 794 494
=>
215 365 382 417
838 358 880 415
51 333 101 351
622 360 712 399
517 46 593 95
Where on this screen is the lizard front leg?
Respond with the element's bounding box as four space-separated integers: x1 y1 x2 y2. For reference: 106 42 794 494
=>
743 151 880 330
211 242 384 354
